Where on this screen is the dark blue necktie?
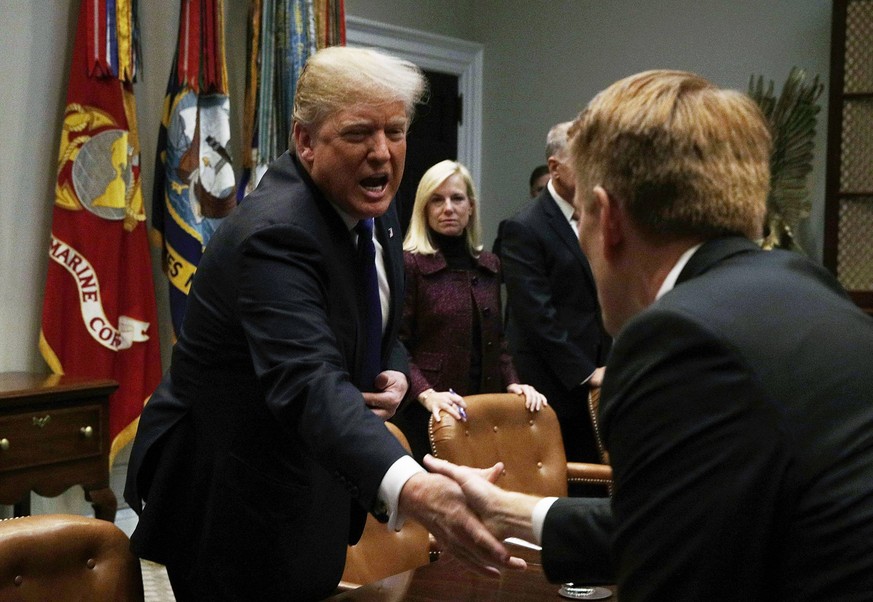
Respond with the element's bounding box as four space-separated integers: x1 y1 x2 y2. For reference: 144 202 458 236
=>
355 218 382 391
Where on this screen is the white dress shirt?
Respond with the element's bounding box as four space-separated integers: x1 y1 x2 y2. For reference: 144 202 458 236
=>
548 180 579 238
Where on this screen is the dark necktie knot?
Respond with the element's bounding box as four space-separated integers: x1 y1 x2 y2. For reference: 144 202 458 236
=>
355 218 375 243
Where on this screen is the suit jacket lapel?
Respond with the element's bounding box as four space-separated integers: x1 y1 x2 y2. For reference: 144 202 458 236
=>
542 192 598 286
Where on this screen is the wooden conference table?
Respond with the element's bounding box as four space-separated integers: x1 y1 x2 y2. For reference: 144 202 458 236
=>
328 542 618 601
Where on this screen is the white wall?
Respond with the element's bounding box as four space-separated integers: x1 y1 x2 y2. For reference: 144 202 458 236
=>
0 0 833 515
470 0 831 258
0 0 248 517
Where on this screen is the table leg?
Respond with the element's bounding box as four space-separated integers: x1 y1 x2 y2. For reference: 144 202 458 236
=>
13 493 31 517
84 487 117 522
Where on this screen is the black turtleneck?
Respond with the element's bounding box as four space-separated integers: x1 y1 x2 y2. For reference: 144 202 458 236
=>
430 230 476 270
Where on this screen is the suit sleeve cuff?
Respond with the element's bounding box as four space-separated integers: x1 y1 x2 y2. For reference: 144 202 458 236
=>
531 496 559 545
377 455 426 531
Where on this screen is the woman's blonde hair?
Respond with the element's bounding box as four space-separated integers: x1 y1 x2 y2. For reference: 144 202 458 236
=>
570 69 772 242
290 46 427 143
403 160 483 256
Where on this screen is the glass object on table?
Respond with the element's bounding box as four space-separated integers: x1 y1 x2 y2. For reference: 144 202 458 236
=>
558 583 613 599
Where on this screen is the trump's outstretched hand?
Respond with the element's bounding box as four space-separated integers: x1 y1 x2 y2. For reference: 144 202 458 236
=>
398 462 527 577
423 454 542 545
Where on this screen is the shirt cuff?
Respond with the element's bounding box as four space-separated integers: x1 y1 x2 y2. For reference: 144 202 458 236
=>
531 496 559 545
378 455 426 532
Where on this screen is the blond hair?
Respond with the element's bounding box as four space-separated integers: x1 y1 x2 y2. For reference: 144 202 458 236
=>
570 69 771 242
290 46 426 143
403 160 483 256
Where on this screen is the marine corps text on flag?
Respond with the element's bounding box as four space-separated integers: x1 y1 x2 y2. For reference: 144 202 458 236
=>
40 0 162 467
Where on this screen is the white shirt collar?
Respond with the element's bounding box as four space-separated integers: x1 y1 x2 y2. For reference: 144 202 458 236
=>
655 243 703 300
547 179 575 223
330 201 360 232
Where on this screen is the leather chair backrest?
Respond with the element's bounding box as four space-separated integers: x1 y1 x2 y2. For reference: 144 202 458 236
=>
341 422 431 586
0 514 144 601
429 393 570 497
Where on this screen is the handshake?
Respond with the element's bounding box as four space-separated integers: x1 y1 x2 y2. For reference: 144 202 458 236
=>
397 454 545 577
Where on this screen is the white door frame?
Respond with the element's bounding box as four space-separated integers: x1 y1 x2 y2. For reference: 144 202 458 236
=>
346 16 484 190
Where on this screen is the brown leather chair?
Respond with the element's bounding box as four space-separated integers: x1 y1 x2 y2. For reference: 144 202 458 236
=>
588 386 610 465
338 422 432 589
429 393 612 497
0 513 144 601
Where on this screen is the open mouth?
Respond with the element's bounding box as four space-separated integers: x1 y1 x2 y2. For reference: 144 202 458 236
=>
360 174 389 193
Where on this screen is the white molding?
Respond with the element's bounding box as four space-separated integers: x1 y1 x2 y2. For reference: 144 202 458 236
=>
346 16 484 190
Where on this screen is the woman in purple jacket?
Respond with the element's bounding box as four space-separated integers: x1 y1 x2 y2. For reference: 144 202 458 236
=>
393 160 546 460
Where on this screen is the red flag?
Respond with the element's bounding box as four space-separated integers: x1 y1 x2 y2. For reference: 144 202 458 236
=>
40 0 162 467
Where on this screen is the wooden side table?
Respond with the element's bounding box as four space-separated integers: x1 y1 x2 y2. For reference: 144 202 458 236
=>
0 372 118 521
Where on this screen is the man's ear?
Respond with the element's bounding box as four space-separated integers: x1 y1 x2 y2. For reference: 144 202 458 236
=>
593 185 623 259
293 122 314 165
546 155 560 179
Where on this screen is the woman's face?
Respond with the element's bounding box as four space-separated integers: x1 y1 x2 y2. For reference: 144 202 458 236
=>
426 173 473 237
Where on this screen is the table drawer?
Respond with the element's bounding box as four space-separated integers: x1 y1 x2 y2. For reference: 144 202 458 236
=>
0 404 103 472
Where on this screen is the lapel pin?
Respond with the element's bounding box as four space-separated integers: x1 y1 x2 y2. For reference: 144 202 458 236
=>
388 227 394 238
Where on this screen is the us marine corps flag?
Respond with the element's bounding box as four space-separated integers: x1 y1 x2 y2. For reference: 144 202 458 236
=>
152 0 236 336
40 0 162 467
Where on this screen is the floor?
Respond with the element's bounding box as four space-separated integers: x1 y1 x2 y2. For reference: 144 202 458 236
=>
141 560 176 601
117 508 175 601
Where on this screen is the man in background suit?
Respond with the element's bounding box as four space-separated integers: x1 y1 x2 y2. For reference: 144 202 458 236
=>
500 122 611 466
124 47 523 601
427 69 873 600
528 163 550 199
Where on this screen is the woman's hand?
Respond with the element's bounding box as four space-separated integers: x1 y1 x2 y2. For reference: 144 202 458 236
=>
419 388 467 422
506 383 547 412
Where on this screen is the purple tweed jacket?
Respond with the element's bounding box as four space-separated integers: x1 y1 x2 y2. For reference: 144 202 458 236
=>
400 249 519 399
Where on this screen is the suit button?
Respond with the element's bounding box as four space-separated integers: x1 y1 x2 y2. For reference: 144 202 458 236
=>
472 276 479 285
483 307 491 316
486 341 494 348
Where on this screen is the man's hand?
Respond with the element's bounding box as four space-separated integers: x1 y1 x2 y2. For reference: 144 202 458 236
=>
363 370 408 420
423 454 541 544
398 470 527 577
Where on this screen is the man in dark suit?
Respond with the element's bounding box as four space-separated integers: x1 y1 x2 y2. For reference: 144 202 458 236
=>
426 70 873 600
500 122 611 466
124 47 523 601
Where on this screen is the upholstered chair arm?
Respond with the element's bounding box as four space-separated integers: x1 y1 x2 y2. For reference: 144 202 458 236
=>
566 461 613 489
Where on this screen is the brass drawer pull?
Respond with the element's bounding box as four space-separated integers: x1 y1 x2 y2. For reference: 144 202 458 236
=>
0 438 9 451
32 415 51 428
80 426 94 439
